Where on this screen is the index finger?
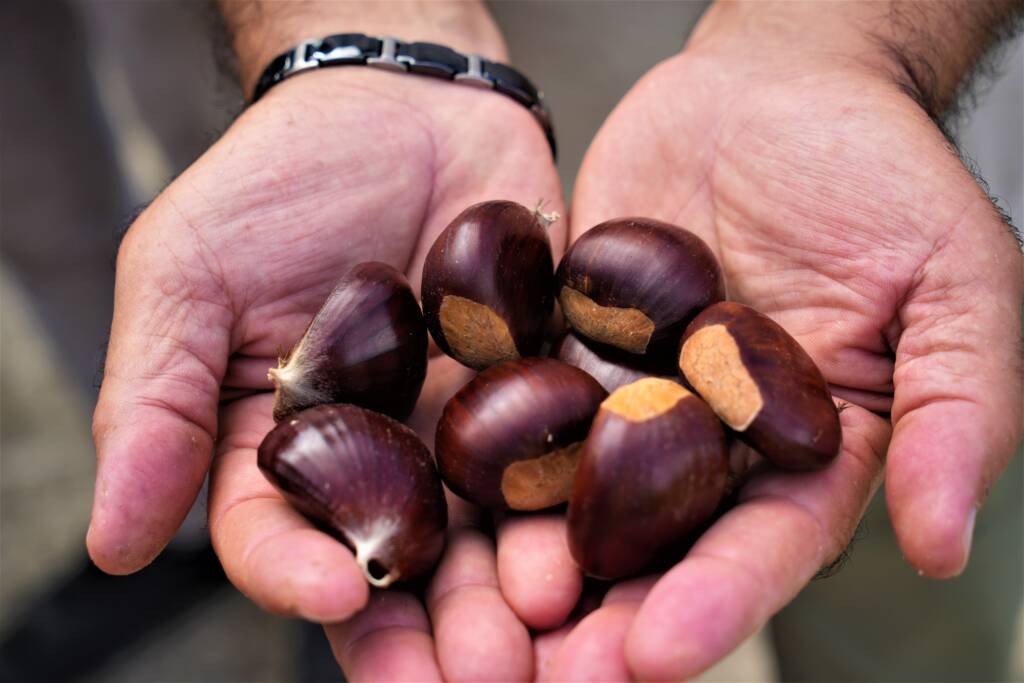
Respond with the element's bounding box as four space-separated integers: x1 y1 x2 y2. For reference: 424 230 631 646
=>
624 404 890 681
208 393 369 622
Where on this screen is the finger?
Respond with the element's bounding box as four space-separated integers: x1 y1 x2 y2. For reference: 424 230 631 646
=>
497 513 583 629
326 591 443 682
543 576 656 682
208 394 369 622
534 622 577 683
625 404 890 681
547 603 638 682
427 528 533 682
89 208 232 574
888 212 1023 577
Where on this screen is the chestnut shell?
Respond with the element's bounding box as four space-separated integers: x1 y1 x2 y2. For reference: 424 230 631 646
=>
550 330 675 393
555 218 724 358
679 302 841 470
258 404 447 587
435 357 607 511
568 378 727 579
269 262 427 422
422 200 554 370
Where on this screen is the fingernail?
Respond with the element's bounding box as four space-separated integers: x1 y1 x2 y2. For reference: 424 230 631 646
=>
959 506 977 574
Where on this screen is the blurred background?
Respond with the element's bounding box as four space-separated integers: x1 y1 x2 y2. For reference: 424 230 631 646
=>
1 1 1021 681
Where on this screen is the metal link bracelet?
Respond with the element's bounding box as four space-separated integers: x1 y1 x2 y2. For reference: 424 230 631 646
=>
251 33 556 158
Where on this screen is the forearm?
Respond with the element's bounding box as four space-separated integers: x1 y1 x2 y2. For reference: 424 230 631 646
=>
218 0 507 97
689 1 1023 117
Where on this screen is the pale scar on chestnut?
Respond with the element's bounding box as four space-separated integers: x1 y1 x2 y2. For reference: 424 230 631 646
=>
439 295 519 367
559 286 655 354
501 442 582 511
602 377 691 422
679 324 763 430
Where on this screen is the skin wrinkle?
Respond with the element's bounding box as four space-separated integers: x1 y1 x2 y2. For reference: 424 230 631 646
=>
166 192 239 318
140 333 225 393
237 524 305 604
342 624 431 665
712 89 943 242
161 194 233 281
208 480 281 536
133 386 216 439
428 579 503 614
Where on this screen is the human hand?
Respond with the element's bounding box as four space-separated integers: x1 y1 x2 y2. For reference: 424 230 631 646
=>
522 2 1022 679
88 3 568 679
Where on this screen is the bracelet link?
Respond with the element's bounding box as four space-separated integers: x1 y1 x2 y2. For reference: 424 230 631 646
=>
366 37 408 73
454 54 494 89
283 39 321 79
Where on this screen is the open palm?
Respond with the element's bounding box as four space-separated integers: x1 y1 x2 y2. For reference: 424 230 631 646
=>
89 68 565 681
531 50 1022 680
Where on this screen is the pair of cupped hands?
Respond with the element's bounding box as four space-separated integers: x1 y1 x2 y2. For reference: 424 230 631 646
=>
89 17 1022 682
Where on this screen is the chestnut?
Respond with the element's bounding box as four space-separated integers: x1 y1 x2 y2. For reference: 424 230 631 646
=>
269 262 427 422
678 302 841 470
422 200 555 370
435 358 607 511
567 378 727 579
258 404 447 588
550 330 675 393
555 218 724 358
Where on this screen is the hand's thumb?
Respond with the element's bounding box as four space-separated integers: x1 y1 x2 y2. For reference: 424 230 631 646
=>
89 223 231 574
887 206 1023 578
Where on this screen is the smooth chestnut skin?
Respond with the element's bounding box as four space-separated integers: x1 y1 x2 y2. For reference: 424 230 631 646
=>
551 330 675 393
435 358 607 511
258 404 447 588
679 302 841 470
555 218 725 359
568 378 728 579
269 262 427 422
422 200 555 370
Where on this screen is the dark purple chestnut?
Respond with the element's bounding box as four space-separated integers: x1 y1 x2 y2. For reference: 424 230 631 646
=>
678 302 841 470
550 330 676 393
435 358 607 511
568 378 727 579
422 200 555 370
555 218 725 359
258 404 447 588
269 262 427 422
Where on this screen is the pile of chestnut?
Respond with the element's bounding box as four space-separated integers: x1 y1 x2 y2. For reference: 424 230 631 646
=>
258 200 841 588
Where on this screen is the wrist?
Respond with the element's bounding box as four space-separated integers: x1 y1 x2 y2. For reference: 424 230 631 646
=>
687 0 1022 118
219 0 507 98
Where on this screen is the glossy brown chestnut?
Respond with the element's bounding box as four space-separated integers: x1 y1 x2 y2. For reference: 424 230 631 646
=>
435 358 607 511
568 378 727 579
422 200 555 370
269 262 427 422
678 302 841 470
551 330 675 393
258 404 447 588
555 218 725 358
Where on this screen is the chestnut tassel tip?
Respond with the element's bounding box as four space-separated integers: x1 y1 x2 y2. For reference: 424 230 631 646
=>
533 199 559 229
350 526 402 588
267 358 328 422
